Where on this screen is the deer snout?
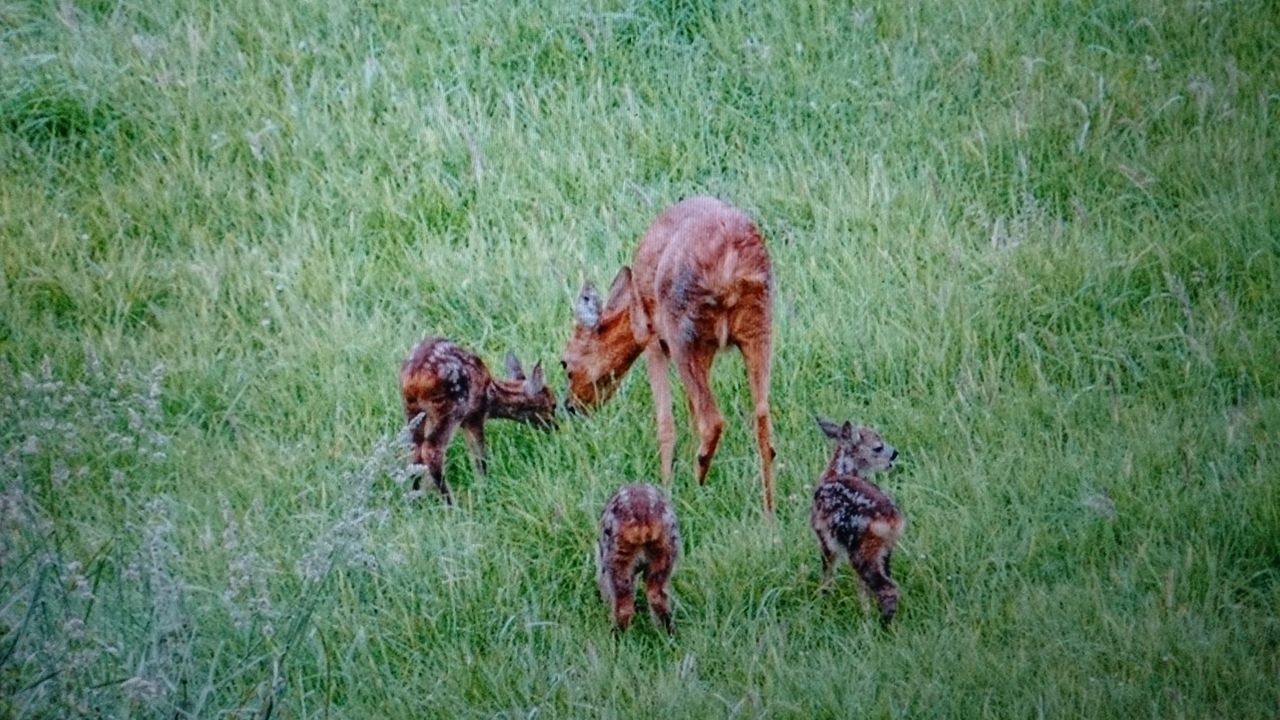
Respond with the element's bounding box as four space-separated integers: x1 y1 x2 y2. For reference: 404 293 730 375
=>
890 449 899 461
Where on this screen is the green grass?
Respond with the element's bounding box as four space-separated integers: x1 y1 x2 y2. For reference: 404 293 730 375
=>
2 0 1278 716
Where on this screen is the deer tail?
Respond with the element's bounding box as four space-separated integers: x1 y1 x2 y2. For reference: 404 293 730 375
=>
619 522 663 546
868 516 905 544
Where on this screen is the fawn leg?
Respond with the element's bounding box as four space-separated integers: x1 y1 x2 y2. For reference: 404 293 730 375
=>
462 417 487 477
642 342 677 484
419 421 458 504
596 543 614 605
644 552 676 635
407 408 428 490
611 573 636 632
671 343 722 486
739 332 775 515
816 533 836 591
853 554 899 626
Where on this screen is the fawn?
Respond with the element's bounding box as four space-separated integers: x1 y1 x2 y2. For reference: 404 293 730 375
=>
562 196 776 514
596 483 681 634
399 337 556 503
810 417 904 625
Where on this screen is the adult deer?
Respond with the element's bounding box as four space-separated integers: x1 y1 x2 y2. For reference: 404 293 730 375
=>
562 197 776 514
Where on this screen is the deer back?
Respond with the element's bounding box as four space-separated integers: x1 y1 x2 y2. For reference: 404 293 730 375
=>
400 338 491 422
598 484 681 573
634 196 772 352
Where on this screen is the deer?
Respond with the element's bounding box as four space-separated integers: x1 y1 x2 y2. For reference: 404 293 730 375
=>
596 483 681 634
399 337 557 504
561 196 776 515
810 417 904 626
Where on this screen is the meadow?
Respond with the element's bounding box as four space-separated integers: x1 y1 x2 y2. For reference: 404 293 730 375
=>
2 0 1278 716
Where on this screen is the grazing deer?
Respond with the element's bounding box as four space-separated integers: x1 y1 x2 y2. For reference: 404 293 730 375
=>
562 196 776 514
399 337 556 504
810 417 904 625
596 483 681 634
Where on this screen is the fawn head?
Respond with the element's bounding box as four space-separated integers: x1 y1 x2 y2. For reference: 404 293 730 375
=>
816 416 898 476
488 352 557 429
561 267 648 413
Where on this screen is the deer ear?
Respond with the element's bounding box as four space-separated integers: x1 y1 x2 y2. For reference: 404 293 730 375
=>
524 361 545 394
604 267 633 313
505 351 525 380
575 281 602 330
628 270 652 345
816 416 843 440
841 421 857 440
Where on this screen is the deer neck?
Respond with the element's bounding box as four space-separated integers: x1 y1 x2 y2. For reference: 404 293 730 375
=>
595 306 646 390
486 379 537 421
822 453 863 482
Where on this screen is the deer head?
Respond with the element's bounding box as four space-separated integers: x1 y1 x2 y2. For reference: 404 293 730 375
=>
488 352 557 429
816 416 898 476
561 267 647 413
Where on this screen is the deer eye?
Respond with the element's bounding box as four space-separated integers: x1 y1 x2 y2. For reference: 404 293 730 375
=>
873 444 884 452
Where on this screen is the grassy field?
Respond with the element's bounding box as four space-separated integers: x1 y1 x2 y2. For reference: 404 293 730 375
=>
3 0 1278 716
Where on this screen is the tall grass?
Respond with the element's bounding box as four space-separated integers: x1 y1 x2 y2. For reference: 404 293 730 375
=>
2 0 1278 716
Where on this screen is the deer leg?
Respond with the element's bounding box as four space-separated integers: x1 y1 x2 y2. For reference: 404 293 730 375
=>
596 542 614 605
643 550 676 635
419 421 458 504
462 417 487 477
816 533 837 591
671 344 722 486
610 572 636 632
406 407 428 487
739 333 776 515
642 342 677 484
853 552 899 626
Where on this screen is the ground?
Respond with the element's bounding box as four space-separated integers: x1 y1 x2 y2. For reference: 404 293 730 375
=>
1 0 1277 717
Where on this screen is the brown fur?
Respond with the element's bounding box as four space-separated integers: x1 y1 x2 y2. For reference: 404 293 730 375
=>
563 197 776 514
596 483 680 634
399 337 556 503
810 417 904 625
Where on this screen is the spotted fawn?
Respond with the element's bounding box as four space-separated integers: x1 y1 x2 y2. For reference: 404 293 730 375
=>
399 337 556 503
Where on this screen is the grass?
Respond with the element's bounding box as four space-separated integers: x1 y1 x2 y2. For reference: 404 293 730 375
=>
2 0 1278 716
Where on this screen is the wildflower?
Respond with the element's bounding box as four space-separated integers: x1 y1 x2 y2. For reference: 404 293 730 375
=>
62 617 86 639
66 561 94 600
121 676 164 705
1082 492 1118 521
123 562 142 582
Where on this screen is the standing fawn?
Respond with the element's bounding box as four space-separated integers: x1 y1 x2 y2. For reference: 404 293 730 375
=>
399 337 557 504
596 483 681 634
810 417 904 625
562 196 776 515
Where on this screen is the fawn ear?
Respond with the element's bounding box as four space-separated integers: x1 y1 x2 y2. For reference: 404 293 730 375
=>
841 421 857 440
575 281 602 330
816 416 843 440
505 351 526 380
524 361 546 394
